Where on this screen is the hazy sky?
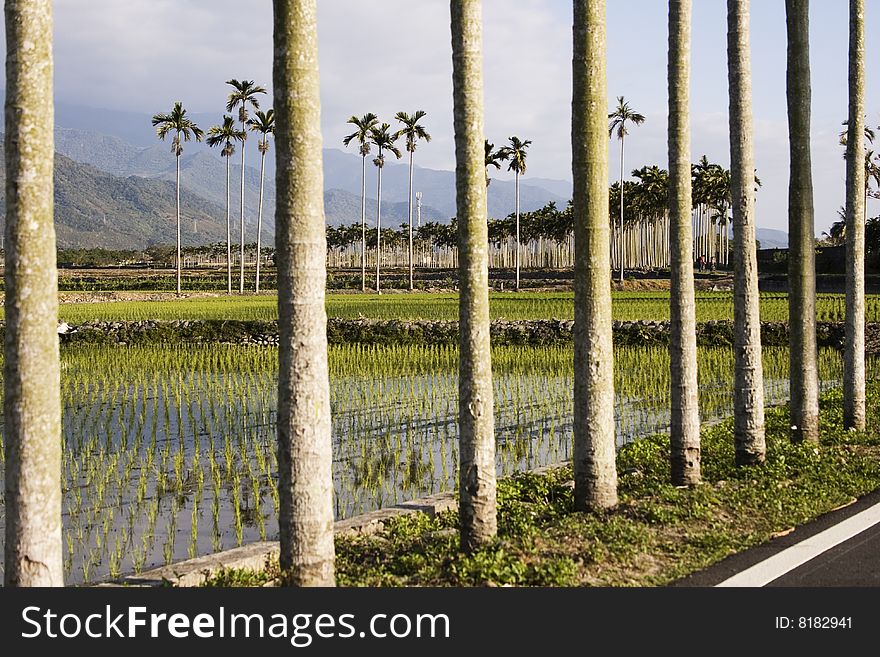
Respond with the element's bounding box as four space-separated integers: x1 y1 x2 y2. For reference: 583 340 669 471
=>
38 1 880 233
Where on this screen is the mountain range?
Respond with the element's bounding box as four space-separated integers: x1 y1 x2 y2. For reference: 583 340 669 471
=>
1 100 788 250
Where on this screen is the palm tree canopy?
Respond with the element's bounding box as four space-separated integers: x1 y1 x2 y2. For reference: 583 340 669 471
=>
608 95 646 140
501 135 531 175
369 122 402 167
247 109 275 154
485 139 507 171
393 110 432 152
225 79 267 123
152 101 204 155
343 112 379 157
206 115 245 158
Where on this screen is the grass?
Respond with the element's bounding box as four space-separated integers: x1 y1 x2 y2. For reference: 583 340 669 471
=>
204 384 880 587
43 291 880 323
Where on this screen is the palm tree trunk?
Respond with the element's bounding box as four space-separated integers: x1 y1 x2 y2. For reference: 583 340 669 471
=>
273 0 335 586
668 0 701 485
176 150 182 296
451 0 496 551
408 149 415 290
515 171 521 290
361 154 367 292
255 148 267 294
573 0 617 510
376 160 382 293
4 0 63 586
240 119 247 295
728 0 766 465
226 154 232 295
619 135 625 283
844 0 866 430
785 0 819 443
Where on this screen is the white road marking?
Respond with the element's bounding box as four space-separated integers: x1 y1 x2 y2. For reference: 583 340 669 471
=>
716 501 880 587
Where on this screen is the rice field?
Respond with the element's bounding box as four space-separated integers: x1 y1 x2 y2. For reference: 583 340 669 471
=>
46 291 880 323
0 342 874 585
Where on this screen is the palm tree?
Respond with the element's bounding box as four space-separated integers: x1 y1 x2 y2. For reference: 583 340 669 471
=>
785 0 819 443
501 136 531 290
668 0 700 485
273 0 335 586
728 0 766 465
609 96 645 283
4 0 63 587
451 0 497 551
247 109 275 294
572 0 617 510
206 115 245 295
152 101 204 296
484 139 507 187
394 110 432 291
343 113 379 291
369 122 402 293
226 78 267 294
843 0 866 430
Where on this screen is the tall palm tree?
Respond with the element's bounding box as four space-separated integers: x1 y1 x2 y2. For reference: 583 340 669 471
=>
484 139 507 187
369 122 402 293
206 115 245 295
785 0 819 443
451 0 496 551
343 113 379 291
394 110 432 291
226 78 267 294
152 101 204 296
247 109 275 294
4 0 63 587
668 0 700 485
573 0 617 510
609 96 645 283
843 0 865 430
728 0 766 465
273 0 335 586
501 135 531 290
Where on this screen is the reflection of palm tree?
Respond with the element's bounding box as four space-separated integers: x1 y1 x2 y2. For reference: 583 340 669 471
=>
152 102 204 295
207 115 245 295
394 110 432 291
609 96 645 282
369 123 402 293
247 109 274 294
343 113 379 291
500 136 531 290
225 78 267 294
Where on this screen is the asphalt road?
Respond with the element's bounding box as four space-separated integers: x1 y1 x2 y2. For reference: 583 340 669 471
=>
768 522 880 587
674 488 880 587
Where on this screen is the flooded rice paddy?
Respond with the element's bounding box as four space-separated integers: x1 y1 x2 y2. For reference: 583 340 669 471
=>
0 343 873 584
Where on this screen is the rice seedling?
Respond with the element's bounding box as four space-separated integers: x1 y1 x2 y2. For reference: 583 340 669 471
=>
0 340 874 584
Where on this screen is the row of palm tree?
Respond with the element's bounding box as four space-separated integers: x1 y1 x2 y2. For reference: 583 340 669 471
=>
343 111 431 293
151 80 275 296
4 0 867 587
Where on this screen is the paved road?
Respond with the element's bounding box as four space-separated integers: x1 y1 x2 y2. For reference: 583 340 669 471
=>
674 488 880 587
768 521 880 586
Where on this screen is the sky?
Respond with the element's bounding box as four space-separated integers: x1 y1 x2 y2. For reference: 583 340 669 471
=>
32 1 880 234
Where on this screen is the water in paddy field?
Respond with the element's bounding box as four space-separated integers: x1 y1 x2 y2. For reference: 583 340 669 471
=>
0 344 871 585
